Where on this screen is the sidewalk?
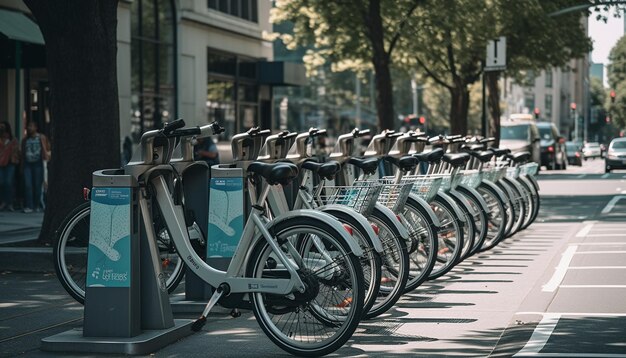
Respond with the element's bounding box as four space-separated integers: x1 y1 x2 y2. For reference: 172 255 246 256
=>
0 211 52 272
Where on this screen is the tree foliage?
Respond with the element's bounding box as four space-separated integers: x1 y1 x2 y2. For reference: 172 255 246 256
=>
608 35 626 128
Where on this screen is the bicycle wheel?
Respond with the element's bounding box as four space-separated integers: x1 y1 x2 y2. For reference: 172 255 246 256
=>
476 183 507 252
402 197 437 293
500 179 525 238
455 196 476 261
321 209 382 316
364 207 410 319
53 202 186 304
456 186 488 256
428 194 464 279
247 216 365 357
516 176 536 230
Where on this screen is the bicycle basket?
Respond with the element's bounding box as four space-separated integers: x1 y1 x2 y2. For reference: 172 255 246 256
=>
506 167 520 179
401 175 442 202
482 167 507 182
318 180 382 217
438 173 462 192
458 170 483 189
519 162 539 177
377 178 413 212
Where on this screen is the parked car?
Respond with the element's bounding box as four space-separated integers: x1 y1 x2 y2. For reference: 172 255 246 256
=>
582 142 602 160
500 115 541 166
536 122 567 170
565 141 582 166
605 138 626 173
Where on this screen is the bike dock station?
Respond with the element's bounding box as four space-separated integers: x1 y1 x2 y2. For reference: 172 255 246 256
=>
41 169 194 355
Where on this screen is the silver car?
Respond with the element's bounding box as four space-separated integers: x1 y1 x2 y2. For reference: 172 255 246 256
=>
605 138 626 173
582 142 602 160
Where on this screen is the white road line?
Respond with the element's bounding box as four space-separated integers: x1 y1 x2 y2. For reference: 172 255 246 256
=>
513 313 560 357
601 173 610 179
585 234 626 238
602 196 626 214
542 245 577 292
575 251 626 254
570 242 626 245
569 266 626 269
575 222 596 237
559 285 626 288
576 174 586 178
524 235 563 238
517 311 626 317
622 190 626 194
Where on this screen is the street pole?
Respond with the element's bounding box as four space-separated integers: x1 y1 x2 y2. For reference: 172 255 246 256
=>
15 40 22 141
574 110 579 142
355 73 361 128
481 68 487 137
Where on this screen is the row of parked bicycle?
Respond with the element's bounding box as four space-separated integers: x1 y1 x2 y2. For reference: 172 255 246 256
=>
52 120 540 356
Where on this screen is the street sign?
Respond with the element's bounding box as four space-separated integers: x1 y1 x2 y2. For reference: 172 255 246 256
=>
485 36 506 72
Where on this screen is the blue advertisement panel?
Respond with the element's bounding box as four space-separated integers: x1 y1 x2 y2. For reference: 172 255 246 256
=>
208 177 244 258
86 187 132 288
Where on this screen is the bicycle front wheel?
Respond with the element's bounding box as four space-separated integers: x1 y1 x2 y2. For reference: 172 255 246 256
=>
53 202 186 304
247 216 365 357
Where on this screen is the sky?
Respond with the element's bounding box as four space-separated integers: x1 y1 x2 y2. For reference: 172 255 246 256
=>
588 8 624 81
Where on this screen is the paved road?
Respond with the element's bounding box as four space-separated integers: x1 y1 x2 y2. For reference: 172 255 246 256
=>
1 159 625 357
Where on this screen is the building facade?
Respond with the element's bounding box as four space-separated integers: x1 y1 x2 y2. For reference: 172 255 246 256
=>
1 0 301 150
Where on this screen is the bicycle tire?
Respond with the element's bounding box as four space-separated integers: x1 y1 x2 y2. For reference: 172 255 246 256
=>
53 202 186 304
402 196 438 293
476 183 508 252
455 186 488 256
247 216 365 357
428 193 464 279
500 178 525 238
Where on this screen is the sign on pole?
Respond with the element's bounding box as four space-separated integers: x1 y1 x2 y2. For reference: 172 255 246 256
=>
485 36 506 72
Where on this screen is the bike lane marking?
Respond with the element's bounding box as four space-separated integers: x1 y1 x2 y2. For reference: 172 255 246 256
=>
601 195 626 214
575 221 595 237
512 313 560 357
542 245 578 292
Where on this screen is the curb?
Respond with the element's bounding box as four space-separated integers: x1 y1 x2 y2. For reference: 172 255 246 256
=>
0 247 55 273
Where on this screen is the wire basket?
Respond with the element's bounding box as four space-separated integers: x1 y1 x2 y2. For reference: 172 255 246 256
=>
458 170 483 189
506 167 520 179
519 162 539 177
377 178 413 212
317 180 382 217
400 175 442 202
437 173 462 192
482 167 507 182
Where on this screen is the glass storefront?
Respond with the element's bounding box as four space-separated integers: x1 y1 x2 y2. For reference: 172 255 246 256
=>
130 0 176 142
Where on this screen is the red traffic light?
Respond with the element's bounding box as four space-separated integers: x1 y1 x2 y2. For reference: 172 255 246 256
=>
419 116 426 124
570 102 576 110
611 90 616 103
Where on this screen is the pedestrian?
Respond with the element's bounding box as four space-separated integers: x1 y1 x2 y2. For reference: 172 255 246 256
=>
194 136 220 168
0 121 19 211
21 121 50 213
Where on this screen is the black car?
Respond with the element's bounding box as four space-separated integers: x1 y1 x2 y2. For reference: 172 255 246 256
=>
565 141 582 166
536 122 567 170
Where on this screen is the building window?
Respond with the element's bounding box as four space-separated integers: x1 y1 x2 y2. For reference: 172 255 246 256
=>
526 70 535 87
207 49 259 140
524 93 535 113
545 94 552 119
208 0 258 22
545 70 552 88
131 0 177 141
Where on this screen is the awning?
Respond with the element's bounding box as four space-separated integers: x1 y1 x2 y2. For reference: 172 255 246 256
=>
0 9 44 45
259 61 307 87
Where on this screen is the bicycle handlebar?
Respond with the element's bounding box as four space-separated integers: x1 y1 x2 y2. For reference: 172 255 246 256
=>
163 119 185 135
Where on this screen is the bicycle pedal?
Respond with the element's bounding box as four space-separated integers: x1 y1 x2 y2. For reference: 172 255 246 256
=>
230 308 241 318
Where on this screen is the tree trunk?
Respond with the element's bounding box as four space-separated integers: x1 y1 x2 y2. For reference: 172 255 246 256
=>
486 71 501 146
449 86 470 135
367 0 395 131
24 1 120 243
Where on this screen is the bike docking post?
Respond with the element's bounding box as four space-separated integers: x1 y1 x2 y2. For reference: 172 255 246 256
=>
42 169 193 355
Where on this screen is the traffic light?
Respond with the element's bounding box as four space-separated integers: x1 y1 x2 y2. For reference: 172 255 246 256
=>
611 90 616 103
419 116 426 125
533 107 540 119
570 102 576 110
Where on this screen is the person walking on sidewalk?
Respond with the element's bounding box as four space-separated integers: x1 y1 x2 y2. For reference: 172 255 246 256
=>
21 121 50 213
0 121 19 211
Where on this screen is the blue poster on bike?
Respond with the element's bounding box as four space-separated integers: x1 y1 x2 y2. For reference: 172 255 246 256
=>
208 177 244 258
86 187 131 288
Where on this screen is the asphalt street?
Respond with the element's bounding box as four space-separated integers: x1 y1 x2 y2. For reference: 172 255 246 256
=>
1 158 625 357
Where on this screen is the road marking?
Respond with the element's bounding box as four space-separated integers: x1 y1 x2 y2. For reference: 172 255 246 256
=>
517 312 626 317
575 251 626 254
524 235 562 238
601 173 610 179
569 266 626 269
602 196 626 214
513 313 560 357
570 242 626 246
542 245 577 292
575 221 596 237
622 190 626 194
585 234 626 238
576 174 585 178
560 285 626 288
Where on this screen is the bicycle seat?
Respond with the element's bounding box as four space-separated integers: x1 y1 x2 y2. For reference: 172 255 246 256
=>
301 160 341 180
413 148 445 163
248 162 299 186
508 151 531 164
489 147 510 157
385 155 418 171
467 150 494 163
441 153 470 167
347 157 380 175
